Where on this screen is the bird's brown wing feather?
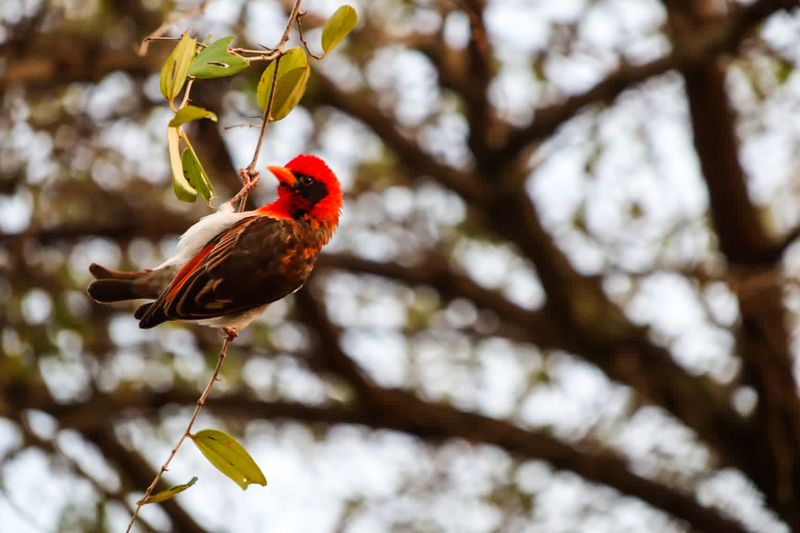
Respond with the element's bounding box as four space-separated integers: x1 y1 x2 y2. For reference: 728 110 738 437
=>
139 215 311 328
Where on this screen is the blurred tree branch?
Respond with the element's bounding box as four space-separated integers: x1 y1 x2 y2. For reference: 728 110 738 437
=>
496 0 798 166
4 379 746 533
664 0 800 528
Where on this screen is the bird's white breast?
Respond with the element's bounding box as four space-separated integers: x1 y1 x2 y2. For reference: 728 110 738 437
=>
157 204 252 270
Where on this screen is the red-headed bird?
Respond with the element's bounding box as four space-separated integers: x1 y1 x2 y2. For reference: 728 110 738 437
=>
87 154 341 334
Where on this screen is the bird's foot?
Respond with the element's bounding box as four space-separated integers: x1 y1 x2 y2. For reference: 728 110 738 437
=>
222 327 238 341
229 169 261 208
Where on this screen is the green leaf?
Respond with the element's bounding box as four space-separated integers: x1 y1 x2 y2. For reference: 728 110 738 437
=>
256 47 310 121
168 127 197 202
776 59 793 85
141 477 198 504
189 35 249 79
190 429 267 490
321 5 357 54
169 105 218 127
181 146 214 202
160 33 197 102
270 66 310 121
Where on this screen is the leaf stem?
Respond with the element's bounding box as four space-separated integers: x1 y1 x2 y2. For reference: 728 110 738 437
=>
179 78 195 110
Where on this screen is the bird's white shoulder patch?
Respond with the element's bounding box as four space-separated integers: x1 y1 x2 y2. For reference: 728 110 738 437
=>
157 208 252 269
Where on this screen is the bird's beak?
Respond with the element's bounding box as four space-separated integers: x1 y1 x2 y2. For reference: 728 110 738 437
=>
267 165 296 186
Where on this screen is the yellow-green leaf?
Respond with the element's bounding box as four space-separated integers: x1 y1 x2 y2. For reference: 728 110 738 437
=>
190 429 267 490
321 5 357 54
271 66 310 121
168 127 197 202
189 35 249 79
141 477 198 505
181 146 214 202
256 47 310 121
169 105 218 127
160 33 197 102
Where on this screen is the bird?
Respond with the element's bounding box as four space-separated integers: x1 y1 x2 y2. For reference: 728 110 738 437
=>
87 154 342 337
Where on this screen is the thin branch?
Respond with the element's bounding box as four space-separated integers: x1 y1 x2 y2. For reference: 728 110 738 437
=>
296 12 323 60
137 2 210 56
125 332 234 533
243 52 282 178
236 0 306 210
83 428 210 533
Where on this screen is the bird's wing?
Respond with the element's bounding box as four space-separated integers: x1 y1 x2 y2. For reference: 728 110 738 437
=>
139 215 306 327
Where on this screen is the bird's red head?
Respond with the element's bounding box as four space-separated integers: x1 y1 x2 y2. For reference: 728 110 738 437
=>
262 154 342 227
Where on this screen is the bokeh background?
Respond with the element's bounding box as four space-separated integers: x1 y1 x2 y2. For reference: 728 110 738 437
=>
3 0 800 531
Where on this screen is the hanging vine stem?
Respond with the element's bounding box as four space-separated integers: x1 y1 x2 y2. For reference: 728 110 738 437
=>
125 2 307 532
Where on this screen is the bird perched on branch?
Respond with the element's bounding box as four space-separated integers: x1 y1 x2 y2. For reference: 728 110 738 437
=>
88 154 341 336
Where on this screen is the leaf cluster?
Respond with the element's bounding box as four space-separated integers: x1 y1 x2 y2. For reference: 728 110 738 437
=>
158 5 357 204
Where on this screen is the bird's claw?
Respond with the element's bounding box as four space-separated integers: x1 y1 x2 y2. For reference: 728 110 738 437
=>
222 327 238 340
229 169 261 208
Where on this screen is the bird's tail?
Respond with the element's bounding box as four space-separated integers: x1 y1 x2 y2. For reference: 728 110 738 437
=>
87 263 169 303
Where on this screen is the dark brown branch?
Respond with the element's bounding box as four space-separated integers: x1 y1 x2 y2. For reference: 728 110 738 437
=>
672 2 800 527
365 389 747 533
293 288 378 397
315 75 490 204
317 43 754 502
461 0 494 168
316 253 745 467
2 35 162 89
683 61 778 264
495 0 798 166
281 286 746 532
316 253 561 347
27 386 747 533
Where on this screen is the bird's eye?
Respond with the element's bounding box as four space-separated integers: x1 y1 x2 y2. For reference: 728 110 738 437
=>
299 174 314 186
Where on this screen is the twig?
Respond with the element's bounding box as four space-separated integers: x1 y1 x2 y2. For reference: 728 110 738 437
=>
125 332 234 533
243 53 282 180
235 0 306 210
137 1 210 56
297 12 323 60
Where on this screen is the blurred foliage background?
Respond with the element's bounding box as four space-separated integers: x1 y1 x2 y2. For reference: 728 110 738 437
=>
3 0 800 531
